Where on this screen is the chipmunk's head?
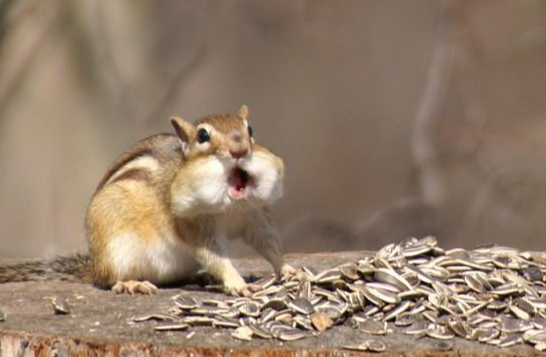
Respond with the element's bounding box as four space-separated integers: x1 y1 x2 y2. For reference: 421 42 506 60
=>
171 105 253 163
170 106 284 216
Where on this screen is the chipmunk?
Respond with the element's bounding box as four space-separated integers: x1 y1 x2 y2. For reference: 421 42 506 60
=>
0 106 295 296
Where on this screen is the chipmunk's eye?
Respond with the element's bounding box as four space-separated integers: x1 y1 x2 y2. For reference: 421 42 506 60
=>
197 128 210 144
248 126 253 138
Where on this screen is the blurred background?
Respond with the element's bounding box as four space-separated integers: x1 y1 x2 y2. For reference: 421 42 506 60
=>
0 0 545 260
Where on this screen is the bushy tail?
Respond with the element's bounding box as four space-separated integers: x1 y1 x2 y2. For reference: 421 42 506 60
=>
0 253 92 283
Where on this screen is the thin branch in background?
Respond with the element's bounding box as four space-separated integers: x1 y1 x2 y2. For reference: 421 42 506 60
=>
143 44 207 123
0 0 18 41
411 0 458 210
457 172 499 236
457 2 545 61
445 2 545 243
452 2 488 160
95 0 130 113
0 0 58 121
352 197 436 242
354 0 460 241
458 170 539 243
96 0 207 124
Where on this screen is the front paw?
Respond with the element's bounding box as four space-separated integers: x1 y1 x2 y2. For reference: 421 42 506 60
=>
223 276 261 297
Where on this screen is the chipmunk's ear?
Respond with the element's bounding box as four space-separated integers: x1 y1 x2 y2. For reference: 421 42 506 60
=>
170 116 195 145
238 105 249 120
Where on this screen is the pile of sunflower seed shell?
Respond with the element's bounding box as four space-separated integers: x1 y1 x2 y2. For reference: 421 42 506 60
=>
134 236 546 351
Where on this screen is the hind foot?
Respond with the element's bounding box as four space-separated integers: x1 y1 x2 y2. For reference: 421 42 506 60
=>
112 280 158 295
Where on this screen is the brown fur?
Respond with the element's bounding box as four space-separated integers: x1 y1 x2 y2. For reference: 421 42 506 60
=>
0 107 290 295
195 113 246 132
87 180 175 286
193 114 251 160
87 133 185 287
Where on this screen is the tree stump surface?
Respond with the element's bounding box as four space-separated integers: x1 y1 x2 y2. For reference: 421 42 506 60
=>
0 251 542 356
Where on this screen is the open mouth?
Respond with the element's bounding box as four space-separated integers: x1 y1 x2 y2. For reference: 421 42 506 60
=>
228 167 252 199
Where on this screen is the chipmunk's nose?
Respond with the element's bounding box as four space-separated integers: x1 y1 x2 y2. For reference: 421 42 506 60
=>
230 148 248 159
232 133 243 143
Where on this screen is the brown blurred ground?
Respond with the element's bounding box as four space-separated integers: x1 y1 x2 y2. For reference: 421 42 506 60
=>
0 0 545 259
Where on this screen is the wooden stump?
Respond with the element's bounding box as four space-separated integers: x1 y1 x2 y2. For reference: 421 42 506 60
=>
0 252 541 356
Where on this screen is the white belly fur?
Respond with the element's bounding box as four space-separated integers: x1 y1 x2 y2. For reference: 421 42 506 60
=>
107 232 199 284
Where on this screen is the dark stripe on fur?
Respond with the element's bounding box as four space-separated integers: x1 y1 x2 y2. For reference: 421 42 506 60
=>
95 148 154 192
110 168 150 185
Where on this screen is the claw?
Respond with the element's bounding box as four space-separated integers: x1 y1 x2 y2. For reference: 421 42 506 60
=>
240 287 253 297
224 278 263 297
245 282 262 295
237 283 262 297
279 264 299 279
